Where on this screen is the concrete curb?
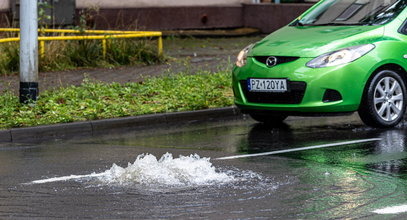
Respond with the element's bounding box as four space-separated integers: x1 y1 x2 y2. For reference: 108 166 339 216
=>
0 107 242 144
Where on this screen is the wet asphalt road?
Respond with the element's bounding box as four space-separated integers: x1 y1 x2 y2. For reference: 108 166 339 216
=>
1 114 407 219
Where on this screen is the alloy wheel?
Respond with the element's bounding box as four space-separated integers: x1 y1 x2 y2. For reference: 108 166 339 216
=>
373 76 404 122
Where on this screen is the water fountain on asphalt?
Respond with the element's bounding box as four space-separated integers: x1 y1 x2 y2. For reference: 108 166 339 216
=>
29 153 235 186
27 152 285 200
97 153 234 186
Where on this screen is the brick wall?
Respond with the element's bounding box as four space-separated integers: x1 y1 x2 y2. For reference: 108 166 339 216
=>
83 3 312 33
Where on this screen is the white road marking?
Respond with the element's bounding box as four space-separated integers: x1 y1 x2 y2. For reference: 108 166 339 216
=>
215 138 382 160
27 172 105 184
373 204 407 214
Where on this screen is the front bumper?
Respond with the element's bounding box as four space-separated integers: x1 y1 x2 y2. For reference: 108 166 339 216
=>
232 56 372 113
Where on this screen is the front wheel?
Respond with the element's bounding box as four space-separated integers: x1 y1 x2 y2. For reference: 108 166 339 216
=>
248 113 288 125
358 69 407 128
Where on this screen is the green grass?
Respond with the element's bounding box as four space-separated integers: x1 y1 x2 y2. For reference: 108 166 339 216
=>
0 69 233 129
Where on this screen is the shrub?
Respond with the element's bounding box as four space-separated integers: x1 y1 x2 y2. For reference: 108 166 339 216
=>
0 37 163 75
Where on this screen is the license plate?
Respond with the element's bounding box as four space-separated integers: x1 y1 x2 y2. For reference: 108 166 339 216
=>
248 78 288 92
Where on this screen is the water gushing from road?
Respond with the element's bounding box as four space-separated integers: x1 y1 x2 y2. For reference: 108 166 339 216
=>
98 153 234 186
29 153 235 186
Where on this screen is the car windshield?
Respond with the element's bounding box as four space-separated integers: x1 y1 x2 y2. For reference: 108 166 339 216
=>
292 0 406 26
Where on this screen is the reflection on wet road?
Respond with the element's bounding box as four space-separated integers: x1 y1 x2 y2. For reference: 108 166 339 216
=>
2 114 407 219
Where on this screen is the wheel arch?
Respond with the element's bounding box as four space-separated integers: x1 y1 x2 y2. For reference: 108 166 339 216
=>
362 63 407 98
359 63 407 111
374 63 407 79
358 63 407 127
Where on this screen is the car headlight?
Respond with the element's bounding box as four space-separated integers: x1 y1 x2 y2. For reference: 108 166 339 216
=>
306 44 375 68
236 44 254 68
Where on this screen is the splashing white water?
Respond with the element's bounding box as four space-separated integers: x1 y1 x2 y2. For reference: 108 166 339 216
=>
29 153 234 186
98 153 234 186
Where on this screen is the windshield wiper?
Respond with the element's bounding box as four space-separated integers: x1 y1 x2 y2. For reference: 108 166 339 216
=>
290 19 305 26
312 22 372 26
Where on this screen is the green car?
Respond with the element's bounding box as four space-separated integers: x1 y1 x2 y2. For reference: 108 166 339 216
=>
233 0 407 127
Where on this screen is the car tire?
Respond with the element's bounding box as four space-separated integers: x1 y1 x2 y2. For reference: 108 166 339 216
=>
358 69 407 128
248 113 288 125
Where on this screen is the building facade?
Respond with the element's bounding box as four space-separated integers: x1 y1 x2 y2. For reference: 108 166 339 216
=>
1 0 312 33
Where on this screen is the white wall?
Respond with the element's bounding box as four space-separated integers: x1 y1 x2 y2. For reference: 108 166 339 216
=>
0 0 9 10
77 0 253 8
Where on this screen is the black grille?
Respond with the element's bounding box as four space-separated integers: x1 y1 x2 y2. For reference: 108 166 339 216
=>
323 89 342 103
254 56 299 66
240 80 306 104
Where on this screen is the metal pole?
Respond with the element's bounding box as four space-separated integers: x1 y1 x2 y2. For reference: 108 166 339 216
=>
158 36 163 57
19 0 39 104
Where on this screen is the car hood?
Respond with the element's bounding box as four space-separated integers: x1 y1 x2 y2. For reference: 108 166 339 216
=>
250 25 384 58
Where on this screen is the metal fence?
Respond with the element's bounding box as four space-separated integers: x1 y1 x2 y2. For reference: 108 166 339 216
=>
0 28 163 58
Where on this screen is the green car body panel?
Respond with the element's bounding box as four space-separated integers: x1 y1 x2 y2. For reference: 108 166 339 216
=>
233 2 407 115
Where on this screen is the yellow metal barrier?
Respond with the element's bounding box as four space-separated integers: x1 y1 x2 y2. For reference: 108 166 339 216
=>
0 28 163 58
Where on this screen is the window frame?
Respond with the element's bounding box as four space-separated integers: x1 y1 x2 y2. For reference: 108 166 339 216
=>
398 19 407 35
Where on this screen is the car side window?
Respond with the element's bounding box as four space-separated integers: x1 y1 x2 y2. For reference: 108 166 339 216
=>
400 19 407 35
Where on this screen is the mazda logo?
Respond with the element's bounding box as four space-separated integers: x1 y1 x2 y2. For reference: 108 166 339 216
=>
266 56 278 67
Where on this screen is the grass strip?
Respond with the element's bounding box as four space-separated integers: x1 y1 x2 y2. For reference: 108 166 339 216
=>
0 70 233 129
